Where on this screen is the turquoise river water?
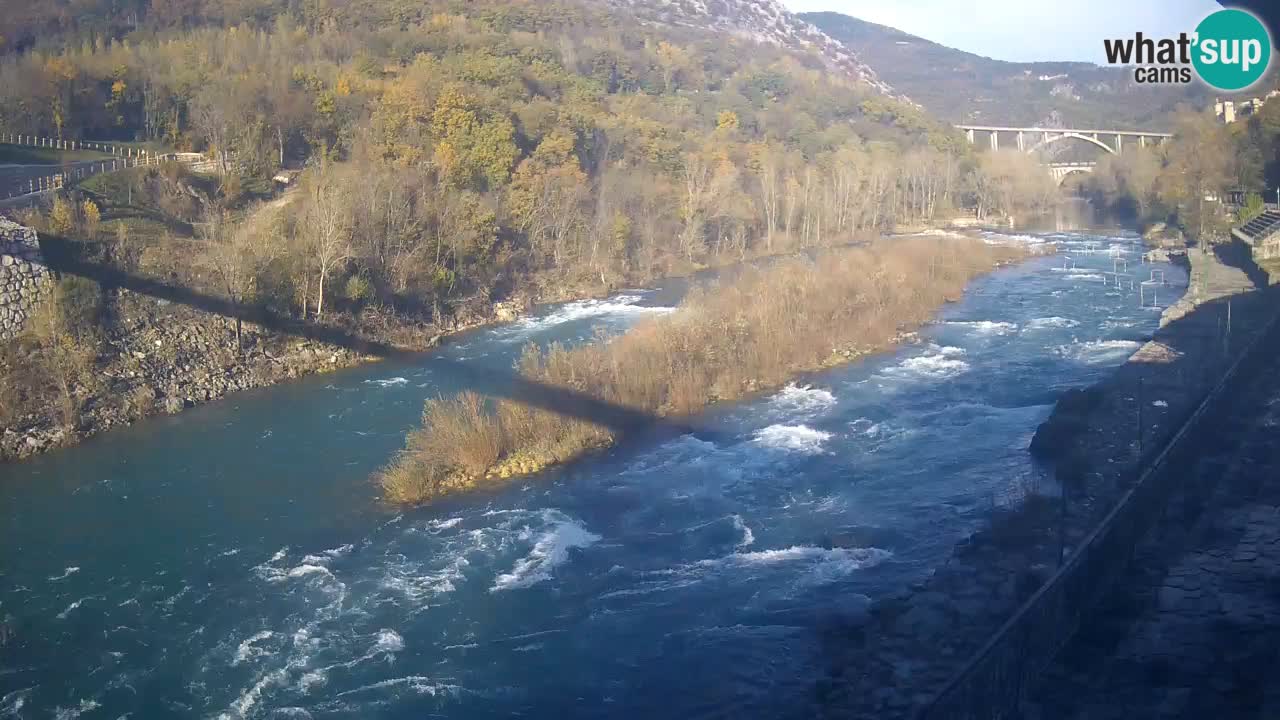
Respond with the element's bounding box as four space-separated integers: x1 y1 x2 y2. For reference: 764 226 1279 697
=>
0 230 1187 719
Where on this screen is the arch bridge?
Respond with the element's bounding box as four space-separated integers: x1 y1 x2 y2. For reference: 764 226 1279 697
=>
956 125 1173 155
957 125 1174 184
1046 162 1096 184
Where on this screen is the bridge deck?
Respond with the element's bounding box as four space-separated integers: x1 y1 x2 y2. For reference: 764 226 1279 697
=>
955 125 1173 137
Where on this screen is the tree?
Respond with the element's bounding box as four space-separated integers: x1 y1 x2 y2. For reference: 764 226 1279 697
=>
971 150 1058 222
300 167 353 320
81 199 101 240
1086 147 1163 222
199 206 266 351
509 131 589 268
431 85 519 190
1158 111 1232 245
654 41 693 93
680 150 712 261
1238 192 1266 223
749 142 783 252
191 83 233 175
49 195 77 235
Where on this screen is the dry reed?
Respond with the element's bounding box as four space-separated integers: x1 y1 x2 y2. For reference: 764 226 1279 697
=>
380 236 1031 505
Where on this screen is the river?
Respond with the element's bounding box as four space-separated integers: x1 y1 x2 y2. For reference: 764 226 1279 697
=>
0 228 1187 720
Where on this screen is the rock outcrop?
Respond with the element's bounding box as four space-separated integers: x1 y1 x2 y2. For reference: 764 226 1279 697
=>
1028 385 1107 463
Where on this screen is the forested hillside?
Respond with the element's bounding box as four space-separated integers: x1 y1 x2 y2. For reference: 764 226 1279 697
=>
0 0 1058 316
0 0 1063 456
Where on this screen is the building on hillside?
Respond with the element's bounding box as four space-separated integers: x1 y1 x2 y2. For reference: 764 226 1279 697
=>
1216 99 1237 123
1216 90 1280 123
1232 209 1280 266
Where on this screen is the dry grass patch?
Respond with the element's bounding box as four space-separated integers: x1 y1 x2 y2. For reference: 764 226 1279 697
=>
380 236 1033 505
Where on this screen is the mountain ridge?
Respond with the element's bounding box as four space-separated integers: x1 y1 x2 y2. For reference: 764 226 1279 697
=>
601 0 898 96
801 10 1213 130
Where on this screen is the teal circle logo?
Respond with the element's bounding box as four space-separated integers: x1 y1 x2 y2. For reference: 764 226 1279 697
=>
1192 9 1272 91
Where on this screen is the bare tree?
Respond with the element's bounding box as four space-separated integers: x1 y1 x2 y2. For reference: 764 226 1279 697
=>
752 144 783 252
200 203 279 351
190 83 232 175
301 168 353 320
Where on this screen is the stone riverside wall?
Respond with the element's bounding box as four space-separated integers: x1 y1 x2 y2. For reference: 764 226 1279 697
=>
816 250 1280 720
0 218 51 340
913 256 1280 720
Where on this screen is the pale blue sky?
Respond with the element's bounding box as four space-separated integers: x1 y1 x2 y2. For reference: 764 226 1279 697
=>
782 0 1224 64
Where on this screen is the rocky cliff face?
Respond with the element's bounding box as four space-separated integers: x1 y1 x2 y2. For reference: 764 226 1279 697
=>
0 219 51 340
602 0 897 96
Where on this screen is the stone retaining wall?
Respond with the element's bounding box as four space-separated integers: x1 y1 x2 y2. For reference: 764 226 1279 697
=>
0 218 51 340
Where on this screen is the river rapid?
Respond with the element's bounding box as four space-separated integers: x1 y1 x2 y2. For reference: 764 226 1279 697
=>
0 229 1187 720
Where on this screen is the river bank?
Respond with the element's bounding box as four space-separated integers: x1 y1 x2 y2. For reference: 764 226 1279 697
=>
819 240 1276 718
1025 298 1280 720
1 218 965 464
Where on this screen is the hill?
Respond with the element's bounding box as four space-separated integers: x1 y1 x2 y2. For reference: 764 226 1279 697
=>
801 11 1212 130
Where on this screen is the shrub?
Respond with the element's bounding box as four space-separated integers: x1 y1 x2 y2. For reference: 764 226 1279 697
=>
1237 192 1265 223
345 274 372 304
49 195 77 235
126 384 157 418
415 391 505 477
81 199 101 239
54 276 104 341
26 284 99 427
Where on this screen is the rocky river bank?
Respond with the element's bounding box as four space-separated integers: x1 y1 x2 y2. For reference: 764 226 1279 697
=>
819 242 1279 718
0 284 539 462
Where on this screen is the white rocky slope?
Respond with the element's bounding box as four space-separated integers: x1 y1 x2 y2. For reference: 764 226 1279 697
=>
600 0 898 96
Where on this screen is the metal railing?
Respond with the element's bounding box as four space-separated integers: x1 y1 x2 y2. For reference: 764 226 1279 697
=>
0 132 145 157
916 291 1280 719
2 152 217 200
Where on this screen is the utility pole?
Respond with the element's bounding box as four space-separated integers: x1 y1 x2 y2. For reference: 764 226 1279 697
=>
1137 377 1144 459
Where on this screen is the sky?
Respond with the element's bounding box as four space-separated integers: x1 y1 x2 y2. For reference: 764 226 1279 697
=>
781 0 1224 64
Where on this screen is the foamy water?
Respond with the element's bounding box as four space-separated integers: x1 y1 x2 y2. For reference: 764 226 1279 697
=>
0 230 1188 719
1055 338 1144 364
491 294 676 343
766 384 838 417
1026 316 1081 330
944 320 1019 335
491 510 602 591
752 424 835 454
880 345 970 381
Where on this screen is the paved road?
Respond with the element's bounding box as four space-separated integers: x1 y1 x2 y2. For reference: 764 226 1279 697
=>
0 159 127 200
1025 327 1280 719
